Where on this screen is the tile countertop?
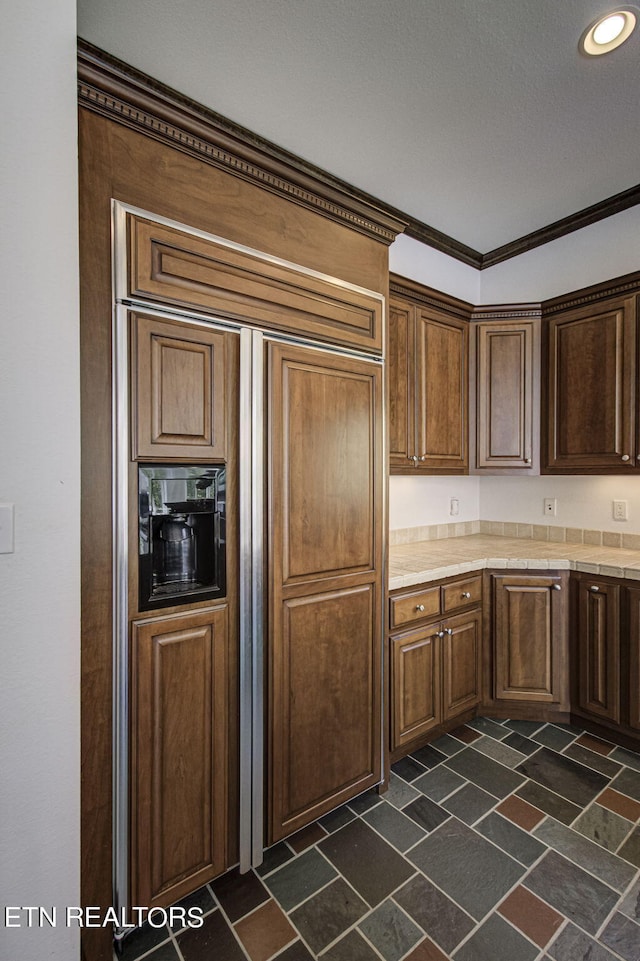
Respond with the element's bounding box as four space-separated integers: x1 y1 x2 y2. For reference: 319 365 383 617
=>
388 534 640 591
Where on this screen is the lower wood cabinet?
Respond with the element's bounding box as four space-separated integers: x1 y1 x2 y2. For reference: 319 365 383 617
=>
575 578 621 724
130 606 229 909
492 573 568 708
628 587 640 732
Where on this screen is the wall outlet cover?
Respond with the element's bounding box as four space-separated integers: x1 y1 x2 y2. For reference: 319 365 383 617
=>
544 498 557 516
613 499 628 521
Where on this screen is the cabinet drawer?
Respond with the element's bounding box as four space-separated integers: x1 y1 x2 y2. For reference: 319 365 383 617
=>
442 576 482 614
390 586 440 629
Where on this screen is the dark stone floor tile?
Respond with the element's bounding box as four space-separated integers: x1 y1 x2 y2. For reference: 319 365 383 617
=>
140 943 181 961
553 721 585 734
498 885 563 948
445 746 525 798
611 746 640 771
318 819 414 907
177 908 246 961
413 764 466 801
385 773 421 809
452 912 539 961
574 801 634 852
409 744 448 769
600 912 640 961
118 921 170 960
516 780 582 825
264 847 337 911
563 743 623 778
289 877 368 955
408 817 525 919
613 767 640 802
321 928 380 961
210 867 269 922
319 804 356 833
394 873 475 955
503 730 541 756
477 811 546 866
255 840 295 877
618 826 640 867
516 747 609 807
288 822 327 853
449 724 482 744
363 799 426 852
533 816 636 891
429 733 466 756
504 719 545 737
524 850 619 934
548 922 620 961
391 756 429 782
234 899 296 961
467 716 510 740
619 876 640 923
358 898 422 961
403 795 451 832
441 782 496 824
171 884 217 932
472 734 527 768
348 788 382 814
532 724 577 751
274 941 315 961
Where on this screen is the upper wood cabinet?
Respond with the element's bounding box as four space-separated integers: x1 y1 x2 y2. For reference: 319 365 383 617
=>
130 312 229 462
544 280 640 473
389 277 469 474
471 312 540 473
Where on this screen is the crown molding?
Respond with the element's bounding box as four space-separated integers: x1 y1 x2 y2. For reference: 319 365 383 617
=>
389 272 472 320
471 304 541 321
77 39 407 247
542 269 640 315
77 40 640 267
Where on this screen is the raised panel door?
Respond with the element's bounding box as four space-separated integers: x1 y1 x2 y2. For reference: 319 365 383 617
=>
628 587 640 731
391 626 441 749
130 606 228 908
388 298 415 469
577 580 620 723
476 322 535 470
442 610 482 720
493 575 565 703
415 309 468 471
546 298 635 470
131 312 227 461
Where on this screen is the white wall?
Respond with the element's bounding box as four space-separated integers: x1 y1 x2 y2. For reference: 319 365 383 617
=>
0 2 80 959
389 475 480 530
389 233 481 304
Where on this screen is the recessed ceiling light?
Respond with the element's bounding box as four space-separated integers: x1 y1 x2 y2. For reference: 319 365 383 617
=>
581 8 637 55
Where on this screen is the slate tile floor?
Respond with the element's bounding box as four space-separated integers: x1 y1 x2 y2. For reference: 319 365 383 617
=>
117 719 640 961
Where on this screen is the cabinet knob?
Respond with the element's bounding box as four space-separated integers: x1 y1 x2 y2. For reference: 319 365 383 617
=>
590 585 600 592
445 628 453 635
409 455 418 465
416 603 425 612
436 630 445 638
418 455 427 462
462 591 471 599
622 454 630 462
553 584 561 591
525 458 532 464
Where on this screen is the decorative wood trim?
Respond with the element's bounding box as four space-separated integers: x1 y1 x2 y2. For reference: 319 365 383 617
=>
481 184 640 268
77 40 406 246
389 272 472 322
471 304 541 322
77 41 640 267
542 270 640 316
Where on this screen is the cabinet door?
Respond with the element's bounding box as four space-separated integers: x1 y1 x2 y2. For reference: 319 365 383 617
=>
415 309 468 471
442 610 482 720
131 312 227 461
391 627 441 749
493 575 566 703
476 322 536 470
628 587 640 731
130 606 229 908
388 298 415 469
546 298 636 470
577 580 620 723
268 342 383 841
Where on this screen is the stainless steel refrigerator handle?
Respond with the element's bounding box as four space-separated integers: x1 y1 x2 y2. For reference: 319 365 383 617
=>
250 329 265 868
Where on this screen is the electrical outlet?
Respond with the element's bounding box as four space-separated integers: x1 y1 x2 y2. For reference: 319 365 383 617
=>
613 499 628 521
544 498 557 517
450 497 459 516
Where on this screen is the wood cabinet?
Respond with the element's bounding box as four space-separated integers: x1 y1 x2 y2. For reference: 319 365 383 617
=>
575 577 621 724
628 587 640 732
130 312 228 462
389 277 469 474
268 341 383 842
472 314 540 473
544 286 640 473
389 575 482 753
130 606 229 909
491 574 568 708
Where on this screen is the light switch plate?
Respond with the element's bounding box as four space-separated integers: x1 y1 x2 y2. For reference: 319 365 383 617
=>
0 504 15 553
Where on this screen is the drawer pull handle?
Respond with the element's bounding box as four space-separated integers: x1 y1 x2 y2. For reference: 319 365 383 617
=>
416 603 425 612
462 591 471 599
590 585 600 592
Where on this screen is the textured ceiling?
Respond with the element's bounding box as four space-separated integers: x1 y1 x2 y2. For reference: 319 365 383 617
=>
77 0 640 252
